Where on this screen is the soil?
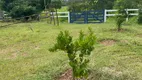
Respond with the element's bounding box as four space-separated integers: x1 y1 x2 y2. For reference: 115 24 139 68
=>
137 34 142 38
120 40 129 43
100 40 116 46
22 53 28 57
11 53 17 59
35 46 40 50
58 69 73 80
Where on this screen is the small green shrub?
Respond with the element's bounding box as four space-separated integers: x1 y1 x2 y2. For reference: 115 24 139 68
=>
49 27 96 80
116 9 127 31
116 15 126 31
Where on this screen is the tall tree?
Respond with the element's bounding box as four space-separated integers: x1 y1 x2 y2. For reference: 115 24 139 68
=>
49 0 62 26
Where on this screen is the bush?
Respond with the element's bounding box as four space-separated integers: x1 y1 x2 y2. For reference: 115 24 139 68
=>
116 9 127 31
116 15 126 31
10 5 36 19
0 0 48 20
49 28 96 79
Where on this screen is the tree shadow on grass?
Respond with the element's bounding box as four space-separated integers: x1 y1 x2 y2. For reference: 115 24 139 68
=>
98 38 118 46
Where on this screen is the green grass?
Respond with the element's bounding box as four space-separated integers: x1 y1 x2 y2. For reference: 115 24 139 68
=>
0 22 142 80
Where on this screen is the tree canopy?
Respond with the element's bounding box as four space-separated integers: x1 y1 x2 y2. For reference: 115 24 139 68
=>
114 0 142 9
94 0 116 10
0 0 51 18
68 0 98 12
67 0 116 11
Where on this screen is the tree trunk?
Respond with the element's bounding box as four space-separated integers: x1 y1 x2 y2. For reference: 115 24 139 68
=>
50 11 53 24
118 26 121 32
55 9 59 26
53 11 56 25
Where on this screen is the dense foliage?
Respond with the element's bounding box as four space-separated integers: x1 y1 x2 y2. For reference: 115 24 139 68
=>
50 0 62 9
50 28 96 79
114 0 139 9
67 0 117 12
68 0 98 12
94 0 116 10
0 0 51 19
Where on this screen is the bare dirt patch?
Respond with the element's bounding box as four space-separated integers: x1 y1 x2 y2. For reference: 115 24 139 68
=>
11 53 17 59
120 40 129 44
137 34 142 38
35 46 40 50
22 53 28 57
58 69 73 80
100 40 116 46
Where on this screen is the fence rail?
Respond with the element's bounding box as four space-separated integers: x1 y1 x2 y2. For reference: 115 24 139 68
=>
42 12 70 22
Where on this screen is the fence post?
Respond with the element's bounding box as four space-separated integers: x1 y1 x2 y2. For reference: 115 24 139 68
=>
68 12 70 23
126 9 129 22
104 9 107 22
84 11 88 24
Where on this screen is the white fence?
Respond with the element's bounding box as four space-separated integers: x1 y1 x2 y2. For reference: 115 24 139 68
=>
52 12 70 23
51 9 139 23
41 12 70 23
104 9 139 22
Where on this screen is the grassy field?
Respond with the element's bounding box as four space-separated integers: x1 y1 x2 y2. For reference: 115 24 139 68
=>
0 21 142 80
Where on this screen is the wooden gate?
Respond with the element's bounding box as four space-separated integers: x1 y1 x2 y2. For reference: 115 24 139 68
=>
69 10 104 23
